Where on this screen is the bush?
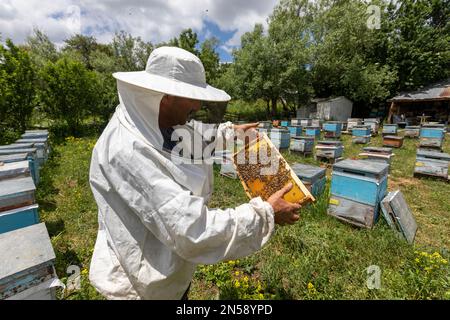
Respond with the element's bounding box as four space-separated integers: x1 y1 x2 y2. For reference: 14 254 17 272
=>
38 56 101 135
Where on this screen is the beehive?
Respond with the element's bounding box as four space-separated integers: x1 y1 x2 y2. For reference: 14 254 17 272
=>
404 126 420 138
305 126 321 139
287 125 302 137
323 122 342 138
383 135 404 148
233 133 315 205
0 223 61 300
315 140 344 159
290 136 315 154
359 147 394 165
380 190 417 244
311 119 323 128
419 126 445 149
414 149 450 181
269 127 291 150
0 153 29 165
363 118 380 136
352 125 371 144
9 143 46 165
291 118 312 127
0 161 30 181
291 163 326 197
0 176 36 213
382 124 398 135
328 159 389 228
0 149 39 184
281 120 290 127
21 131 49 140
16 138 51 160
347 118 363 132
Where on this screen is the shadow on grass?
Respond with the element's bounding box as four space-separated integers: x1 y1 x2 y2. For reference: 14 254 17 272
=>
45 218 66 237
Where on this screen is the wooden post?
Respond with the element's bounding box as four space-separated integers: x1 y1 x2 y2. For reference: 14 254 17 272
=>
387 102 396 124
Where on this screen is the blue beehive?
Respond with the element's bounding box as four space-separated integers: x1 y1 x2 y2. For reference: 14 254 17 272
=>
0 161 30 181
305 126 321 139
315 140 344 160
269 127 290 150
0 149 39 185
7 143 46 166
288 125 302 137
0 176 38 234
419 126 444 149
323 122 342 138
290 136 315 154
328 159 389 228
0 223 61 300
352 125 371 144
281 120 290 127
0 153 29 165
291 163 326 197
382 124 398 135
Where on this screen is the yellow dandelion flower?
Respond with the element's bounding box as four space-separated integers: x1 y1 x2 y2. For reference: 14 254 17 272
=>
243 276 249 282
307 282 314 290
441 259 448 264
235 271 240 276
258 293 264 299
234 280 240 288
415 258 420 263
81 268 88 275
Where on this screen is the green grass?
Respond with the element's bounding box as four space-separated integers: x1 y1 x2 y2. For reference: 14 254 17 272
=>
36 131 450 300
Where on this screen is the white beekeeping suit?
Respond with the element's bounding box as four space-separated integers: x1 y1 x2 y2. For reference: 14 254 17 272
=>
88 47 275 300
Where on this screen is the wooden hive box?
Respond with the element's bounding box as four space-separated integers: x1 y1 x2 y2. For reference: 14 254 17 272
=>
404 126 420 138
0 149 39 185
382 124 398 135
305 126 321 139
414 149 450 181
269 128 291 150
290 136 315 154
328 159 389 228
288 125 303 137
0 161 30 181
381 190 417 244
323 122 342 138
233 133 315 205
291 163 326 197
21 131 49 140
359 147 394 165
383 135 404 148
419 127 444 149
0 223 61 300
315 140 344 159
347 118 363 132
280 120 290 127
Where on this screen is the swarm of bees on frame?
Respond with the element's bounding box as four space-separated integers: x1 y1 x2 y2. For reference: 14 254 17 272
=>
234 137 291 201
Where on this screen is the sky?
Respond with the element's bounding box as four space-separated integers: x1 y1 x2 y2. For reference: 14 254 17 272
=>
0 0 279 62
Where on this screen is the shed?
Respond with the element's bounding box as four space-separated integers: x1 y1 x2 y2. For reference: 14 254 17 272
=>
387 79 450 125
310 96 353 122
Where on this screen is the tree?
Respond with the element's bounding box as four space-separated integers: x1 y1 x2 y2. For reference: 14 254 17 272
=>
38 57 100 134
199 37 220 83
0 39 36 135
63 34 99 70
26 29 59 68
112 31 154 71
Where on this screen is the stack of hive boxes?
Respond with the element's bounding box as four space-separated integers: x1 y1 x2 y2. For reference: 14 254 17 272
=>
414 149 450 181
328 159 389 229
315 140 344 163
0 129 61 300
323 122 342 139
352 125 371 144
291 163 326 198
290 136 315 156
269 127 291 150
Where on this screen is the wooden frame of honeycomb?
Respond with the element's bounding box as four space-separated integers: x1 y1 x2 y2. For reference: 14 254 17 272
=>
232 133 315 205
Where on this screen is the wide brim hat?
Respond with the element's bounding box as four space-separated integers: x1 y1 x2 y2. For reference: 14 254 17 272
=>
113 46 231 102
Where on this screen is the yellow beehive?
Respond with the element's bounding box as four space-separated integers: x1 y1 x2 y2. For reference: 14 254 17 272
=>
233 133 315 205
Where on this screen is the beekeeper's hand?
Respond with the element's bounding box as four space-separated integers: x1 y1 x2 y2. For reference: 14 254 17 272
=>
233 122 259 143
267 182 301 226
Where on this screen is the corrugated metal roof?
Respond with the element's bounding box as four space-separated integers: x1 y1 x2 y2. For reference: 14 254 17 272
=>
389 79 450 102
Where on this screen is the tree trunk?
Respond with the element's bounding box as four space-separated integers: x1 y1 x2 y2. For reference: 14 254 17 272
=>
271 97 277 117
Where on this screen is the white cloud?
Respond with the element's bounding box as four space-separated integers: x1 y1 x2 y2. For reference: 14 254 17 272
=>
0 0 278 51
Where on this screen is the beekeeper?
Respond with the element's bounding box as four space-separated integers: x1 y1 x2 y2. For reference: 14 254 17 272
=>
89 46 301 300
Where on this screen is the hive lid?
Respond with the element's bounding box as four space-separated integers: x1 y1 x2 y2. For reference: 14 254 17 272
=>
383 135 403 140
317 140 343 146
0 161 30 179
333 159 389 175
363 147 393 154
381 190 417 244
305 126 320 129
384 124 398 127
0 153 28 163
0 148 37 157
0 223 55 281
291 163 326 180
0 144 35 150
292 136 315 140
416 149 450 161
271 127 289 132
21 132 48 139
352 125 371 129
0 176 36 198
405 126 420 129
422 123 445 128
16 138 48 144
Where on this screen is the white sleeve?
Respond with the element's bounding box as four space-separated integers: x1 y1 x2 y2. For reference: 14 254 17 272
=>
105 148 275 265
